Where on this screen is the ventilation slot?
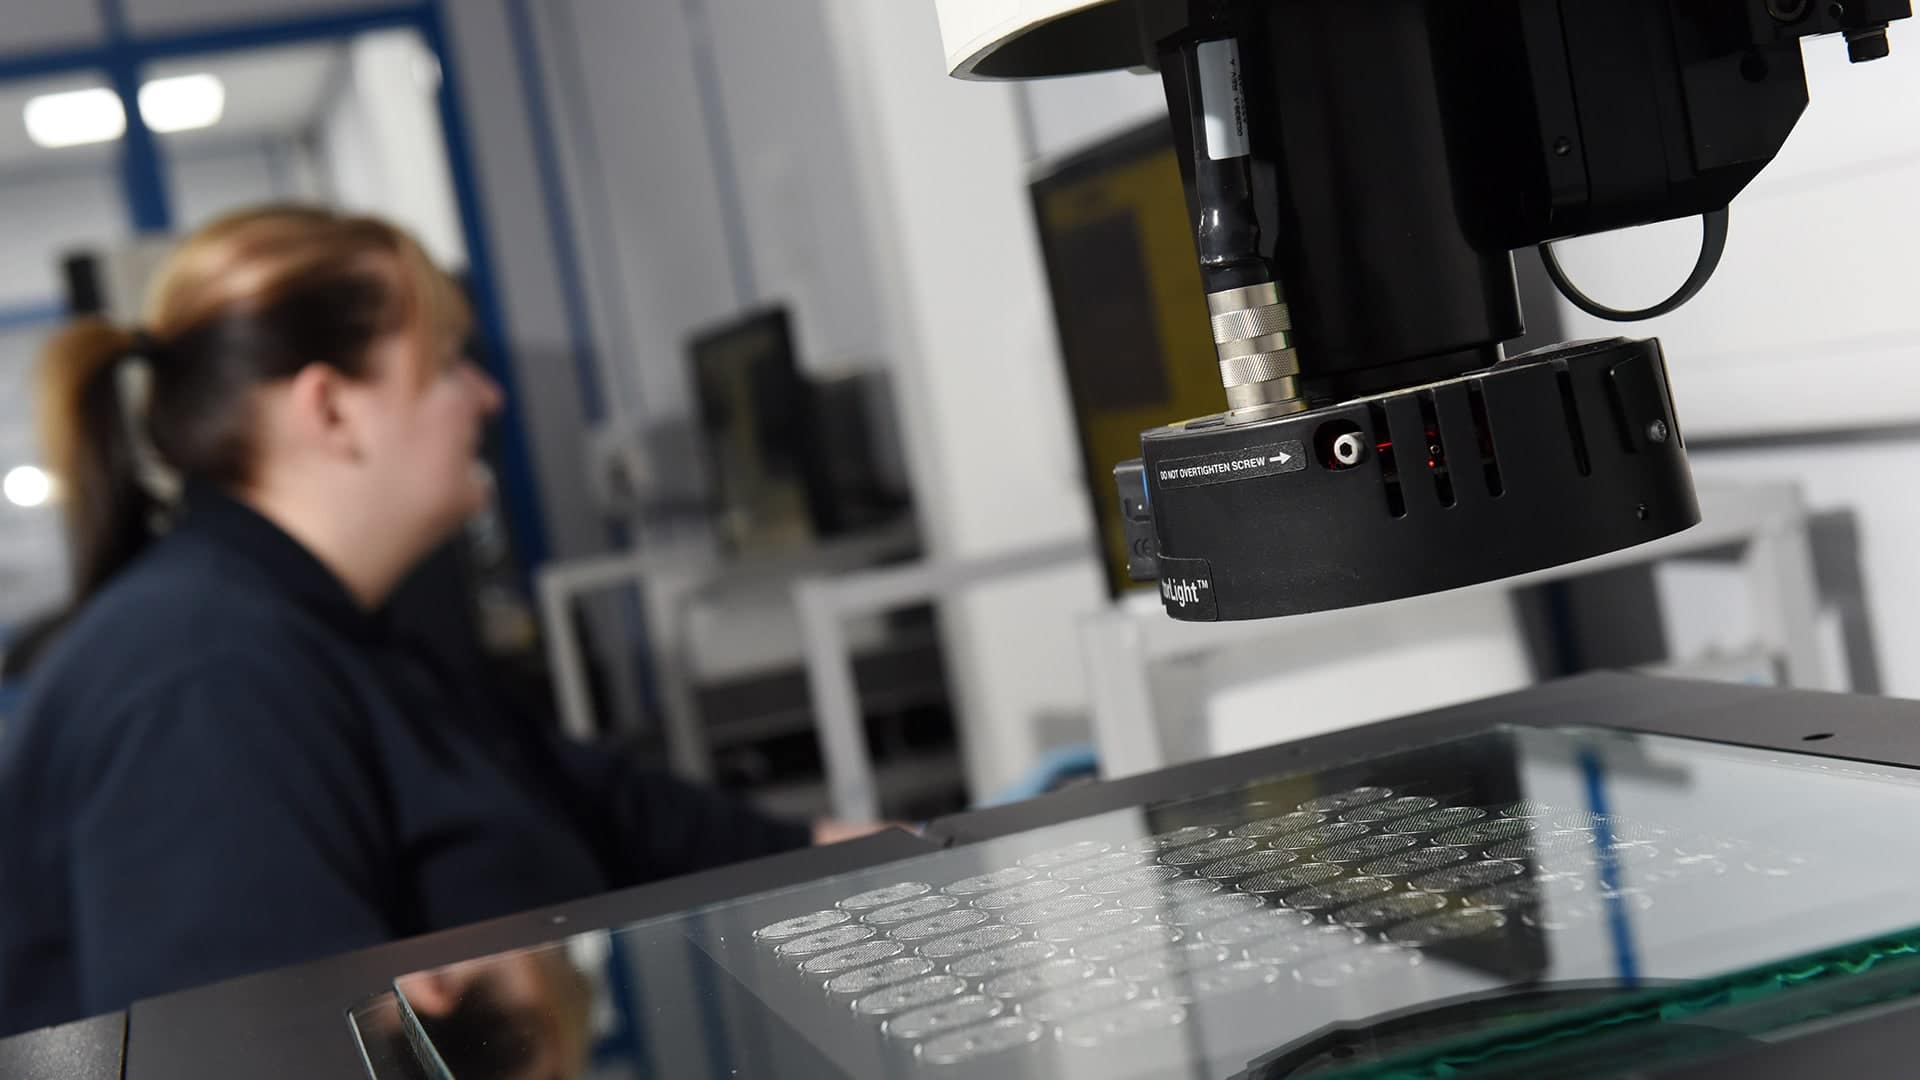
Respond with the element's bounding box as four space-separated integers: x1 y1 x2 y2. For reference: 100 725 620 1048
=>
1468 383 1503 497
1368 402 1405 519
1416 392 1455 508
1556 369 1592 478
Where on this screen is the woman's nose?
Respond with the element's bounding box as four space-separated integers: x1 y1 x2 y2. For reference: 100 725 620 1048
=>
470 364 505 414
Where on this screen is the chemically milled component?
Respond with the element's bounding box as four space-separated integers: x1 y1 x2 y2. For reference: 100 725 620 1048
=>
1208 282 1304 420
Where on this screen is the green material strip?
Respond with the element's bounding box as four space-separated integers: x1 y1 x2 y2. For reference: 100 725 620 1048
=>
1340 931 1920 1079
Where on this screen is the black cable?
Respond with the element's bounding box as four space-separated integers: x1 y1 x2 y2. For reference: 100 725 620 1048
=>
1537 207 1731 322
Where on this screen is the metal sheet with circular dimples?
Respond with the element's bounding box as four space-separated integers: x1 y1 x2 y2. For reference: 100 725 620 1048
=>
864 895 960 926
891 909 990 942
1002 891 1105 926
948 939 1058 979
1743 849 1811 877
1283 876 1396 913
825 953 936 999
970 878 1070 911
1386 908 1509 947
1196 848 1300 881
1483 838 1534 862
1159 892 1267 927
1267 822 1372 851
1159 836 1259 867
1600 843 1663 866
1333 890 1451 930
1049 851 1150 882
1018 976 1138 1023
1057 998 1188 1049
1018 840 1113 870
1524 887 1655 931
941 866 1038 897
825 955 933 995
1382 806 1489 836
915 1017 1046 1066
1073 923 1186 964
1359 846 1469 879
1199 908 1318 949
1233 811 1328 840
1083 865 1183 895
883 994 1004 1041
836 882 932 912
1669 833 1747 860
1292 944 1422 988
775 924 876 959
1560 815 1665 847
1297 786 1396 814
1246 924 1368 966
1654 852 1731 882
1128 825 1221 853
754 910 850 942
851 974 969 1017
1116 879 1222 910
1341 795 1439 824
1435 818 1532 848
1148 960 1283 1002
1484 830 1588 862
982 958 1100 1000
1112 941 1232 982
1411 859 1527 894
1460 880 1543 912
1498 800 1554 820
1240 862 1344 895
802 940 905 977
1318 833 1418 864
1037 906 1141 944
917 923 1024 961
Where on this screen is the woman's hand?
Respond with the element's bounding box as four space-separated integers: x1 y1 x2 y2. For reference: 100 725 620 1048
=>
812 820 912 845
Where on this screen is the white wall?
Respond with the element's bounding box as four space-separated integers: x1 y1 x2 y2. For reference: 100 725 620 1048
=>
315 31 466 269
532 0 739 422
1020 67 1168 163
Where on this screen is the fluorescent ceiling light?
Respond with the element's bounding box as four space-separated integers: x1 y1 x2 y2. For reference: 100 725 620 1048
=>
3 466 52 509
23 87 125 149
139 73 225 134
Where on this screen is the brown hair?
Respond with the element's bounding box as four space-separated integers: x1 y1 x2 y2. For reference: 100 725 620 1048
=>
36 204 471 604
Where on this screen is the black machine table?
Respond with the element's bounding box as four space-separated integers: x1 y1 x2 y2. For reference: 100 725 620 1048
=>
19 673 1920 1078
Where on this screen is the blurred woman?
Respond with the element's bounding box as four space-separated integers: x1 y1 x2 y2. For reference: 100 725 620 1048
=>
0 206 855 1034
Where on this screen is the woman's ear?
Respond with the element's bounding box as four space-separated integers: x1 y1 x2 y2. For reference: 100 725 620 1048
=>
280 362 362 462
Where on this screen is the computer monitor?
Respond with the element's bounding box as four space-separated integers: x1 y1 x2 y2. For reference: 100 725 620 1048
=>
1030 119 1224 597
688 307 820 554
687 307 911 554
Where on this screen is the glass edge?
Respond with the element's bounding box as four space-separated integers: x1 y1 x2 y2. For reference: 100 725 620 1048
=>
346 992 397 1080
393 979 456 1080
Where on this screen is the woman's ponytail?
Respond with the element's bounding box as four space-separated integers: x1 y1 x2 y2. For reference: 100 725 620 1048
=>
35 317 161 604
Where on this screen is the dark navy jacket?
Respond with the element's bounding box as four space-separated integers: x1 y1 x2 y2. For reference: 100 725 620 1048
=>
0 491 808 1034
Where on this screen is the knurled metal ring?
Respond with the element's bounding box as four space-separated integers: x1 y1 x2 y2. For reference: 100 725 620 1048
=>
1218 349 1301 387
1211 304 1293 344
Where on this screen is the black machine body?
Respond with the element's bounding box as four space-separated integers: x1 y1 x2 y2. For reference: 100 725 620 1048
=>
1119 0 1909 620
1141 338 1695 620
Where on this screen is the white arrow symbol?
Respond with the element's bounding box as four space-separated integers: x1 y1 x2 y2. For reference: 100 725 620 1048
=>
1276 450 1292 464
